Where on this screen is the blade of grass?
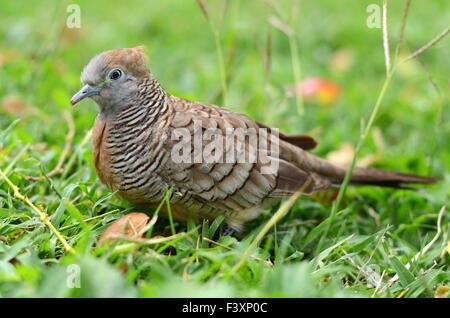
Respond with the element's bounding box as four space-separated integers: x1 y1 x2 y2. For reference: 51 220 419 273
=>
382 0 391 73
314 0 420 261
231 177 312 273
401 26 450 63
26 111 75 181
197 0 228 106
0 168 74 254
393 0 411 64
164 186 176 235
61 129 92 179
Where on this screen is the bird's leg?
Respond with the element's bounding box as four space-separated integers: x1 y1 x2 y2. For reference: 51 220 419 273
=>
220 225 235 237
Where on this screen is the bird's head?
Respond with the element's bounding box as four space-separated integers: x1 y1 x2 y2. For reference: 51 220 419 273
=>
71 46 151 114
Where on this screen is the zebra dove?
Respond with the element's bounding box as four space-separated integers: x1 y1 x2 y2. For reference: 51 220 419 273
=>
71 46 436 232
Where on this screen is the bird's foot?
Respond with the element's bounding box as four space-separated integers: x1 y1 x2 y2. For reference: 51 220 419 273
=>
220 226 235 238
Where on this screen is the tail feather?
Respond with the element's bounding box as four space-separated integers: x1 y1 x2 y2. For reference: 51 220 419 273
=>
298 150 437 190
348 166 437 189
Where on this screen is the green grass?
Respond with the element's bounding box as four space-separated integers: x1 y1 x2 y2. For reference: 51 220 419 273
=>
0 0 449 298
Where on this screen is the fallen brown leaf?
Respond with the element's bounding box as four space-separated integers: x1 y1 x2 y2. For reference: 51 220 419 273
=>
0 49 20 68
98 212 150 246
329 49 354 73
326 128 384 167
52 60 67 75
326 142 354 165
435 285 450 298
2 96 26 115
59 26 82 44
118 263 128 273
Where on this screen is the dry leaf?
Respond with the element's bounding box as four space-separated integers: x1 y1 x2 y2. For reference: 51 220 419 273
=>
268 16 292 37
329 49 354 73
396 288 409 298
52 60 67 75
2 96 27 115
327 143 354 165
118 263 128 273
98 212 150 246
435 285 450 298
326 129 384 167
287 77 341 106
59 26 82 44
29 143 49 152
326 143 380 167
197 0 211 20
0 49 20 68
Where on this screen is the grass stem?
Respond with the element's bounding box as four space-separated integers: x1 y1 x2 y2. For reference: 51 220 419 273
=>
0 168 74 254
231 177 312 273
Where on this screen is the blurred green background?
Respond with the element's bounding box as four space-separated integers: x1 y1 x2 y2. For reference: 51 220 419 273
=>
0 0 449 298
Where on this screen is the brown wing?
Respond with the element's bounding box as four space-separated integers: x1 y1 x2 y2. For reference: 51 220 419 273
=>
163 97 332 209
164 98 275 215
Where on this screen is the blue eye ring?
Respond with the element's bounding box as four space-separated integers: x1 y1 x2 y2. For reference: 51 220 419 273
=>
108 68 123 80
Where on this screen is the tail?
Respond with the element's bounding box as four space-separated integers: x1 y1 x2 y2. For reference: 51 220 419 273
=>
347 166 437 189
301 152 437 189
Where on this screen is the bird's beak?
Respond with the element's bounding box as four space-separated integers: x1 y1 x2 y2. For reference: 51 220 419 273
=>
70 84 101 106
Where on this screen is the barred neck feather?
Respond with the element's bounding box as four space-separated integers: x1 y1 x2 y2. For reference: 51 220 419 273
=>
122 76 166 120
104 76 171 202
99 75 167 122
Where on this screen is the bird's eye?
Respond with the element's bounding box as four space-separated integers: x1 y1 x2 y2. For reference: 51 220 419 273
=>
108 68 123 81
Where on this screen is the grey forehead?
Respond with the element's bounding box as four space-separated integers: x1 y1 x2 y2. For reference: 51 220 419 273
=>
80 54 108 86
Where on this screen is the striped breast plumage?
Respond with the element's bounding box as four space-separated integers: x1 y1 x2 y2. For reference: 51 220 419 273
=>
92 99 171 204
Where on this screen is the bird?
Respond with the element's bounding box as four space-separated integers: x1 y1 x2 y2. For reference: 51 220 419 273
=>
71 46 436 234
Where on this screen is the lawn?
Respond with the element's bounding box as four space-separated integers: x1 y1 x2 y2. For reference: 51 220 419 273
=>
0 0 449 298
